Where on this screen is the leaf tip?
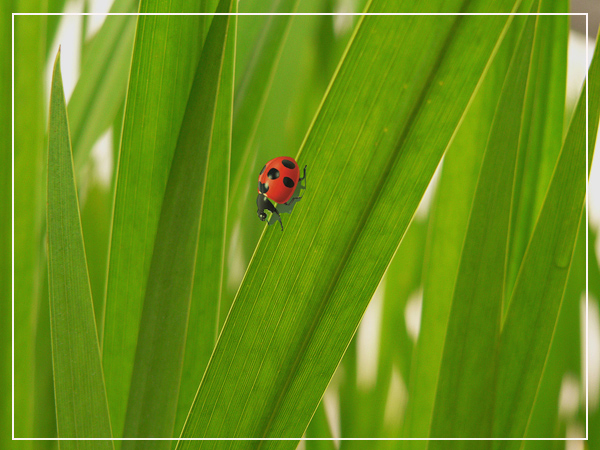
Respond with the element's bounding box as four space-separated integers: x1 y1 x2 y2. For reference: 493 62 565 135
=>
54 46 61 70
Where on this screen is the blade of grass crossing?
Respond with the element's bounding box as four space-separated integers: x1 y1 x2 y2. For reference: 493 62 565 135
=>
369 216 429 437
338 336 357 440
305 402 336 450
505 0 568 303
399 13 524 445
176 3 532 446
80 172 113 340
491 33 600 443
14 9 46 440
592 397 600 450
429 13 537 441
173 3 237 438
68 0 137 171
522 215 585 443
589 225 600 299
339 216 428 445
121 2 234 444
32 272 57 441
221 2 300 325
102 8 206 439
296 13 373 440
589 223 600 448
228 0 299 209
47 50 114 444
0 0 12 445
46 0 67 55
226 12 344 329
62 0 138 345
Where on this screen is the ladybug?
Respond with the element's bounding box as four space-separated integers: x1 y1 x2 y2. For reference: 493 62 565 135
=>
257 156 307 230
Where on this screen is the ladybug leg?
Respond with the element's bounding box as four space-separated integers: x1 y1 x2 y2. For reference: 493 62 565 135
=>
268 209 284 231
283 166 307 207
299 165 307 181
298 165 307 188
284 196 303 208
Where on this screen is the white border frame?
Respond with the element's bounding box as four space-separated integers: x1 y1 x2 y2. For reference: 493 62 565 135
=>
11 10 591 442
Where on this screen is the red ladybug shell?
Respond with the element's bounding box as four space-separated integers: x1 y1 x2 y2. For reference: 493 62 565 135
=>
257 156 300 204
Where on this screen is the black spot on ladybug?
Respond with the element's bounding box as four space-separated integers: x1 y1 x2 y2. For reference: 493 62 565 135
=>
282 159 295 169
268 168 280 180
259 182 269 193
283 177 295 188
260 165 266 175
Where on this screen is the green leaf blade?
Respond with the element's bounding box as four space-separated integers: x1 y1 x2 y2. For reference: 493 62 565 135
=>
305 402 336 450
222 2 300 326
121 0 234 443
14 10 47 439
429 12 537 440
68 4 136 169
511 3 572 442
176 4 527 446
505 1 569 302
173 3 236 438
0 0 13 445
492 31 600 442
400 12 535 444
228 3 299 209
47 49 114 444
102 8 207 439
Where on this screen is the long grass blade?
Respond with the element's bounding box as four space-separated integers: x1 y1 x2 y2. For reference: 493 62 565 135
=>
429 12 537 441
46 0 67 55
491 31 600 443
338 215 427 446
505 0 568 301
68 0 137 170
590 225 600 299
369 216 428 437
0 0 12 445
102 7 206 439
399 13 525 445
523 215 585 443
590 241 600 450
519 9 576 439
173 2 236 439
224 13 351 327
46 49 114 444
221 1 300 324
176 2 530 445
305 402 335 450
121 1 234 444
14 9 46 440
228 0 299 211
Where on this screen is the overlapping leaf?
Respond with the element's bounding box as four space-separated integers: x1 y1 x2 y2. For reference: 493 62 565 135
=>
46 50 114 445
13 9 47 440
400 12 528 446
492 29 600 444
121 0 236 441
429 13 537 441
176 1 531 446
0 0 13 445
68 0 137 170
102 4 207 439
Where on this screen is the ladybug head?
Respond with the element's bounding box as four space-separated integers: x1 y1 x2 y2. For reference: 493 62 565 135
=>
257 193 269 221
257 192 277 225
